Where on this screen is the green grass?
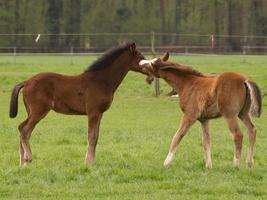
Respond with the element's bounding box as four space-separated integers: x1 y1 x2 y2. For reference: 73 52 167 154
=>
0 55 266 199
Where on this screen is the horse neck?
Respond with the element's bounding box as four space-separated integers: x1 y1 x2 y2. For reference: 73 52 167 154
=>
161 71 198 94
107 59 130 92
87 55 131 93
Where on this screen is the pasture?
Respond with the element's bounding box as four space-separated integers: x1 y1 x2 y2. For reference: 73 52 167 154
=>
0 55 266 199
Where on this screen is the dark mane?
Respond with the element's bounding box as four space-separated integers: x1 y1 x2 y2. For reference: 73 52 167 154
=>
162 62 204 77
176 64 204 76
85 43 130 72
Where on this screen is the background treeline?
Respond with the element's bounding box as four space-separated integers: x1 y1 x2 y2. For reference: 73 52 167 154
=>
0 0 267 49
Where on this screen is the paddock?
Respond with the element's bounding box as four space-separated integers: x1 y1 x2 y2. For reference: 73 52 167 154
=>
0 55 266 199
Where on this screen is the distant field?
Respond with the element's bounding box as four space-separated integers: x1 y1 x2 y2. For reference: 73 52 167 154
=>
0 55 266 199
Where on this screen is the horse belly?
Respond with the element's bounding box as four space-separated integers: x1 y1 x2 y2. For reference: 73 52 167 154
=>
53 104 86 115
200 102 221 120
52 95 87 115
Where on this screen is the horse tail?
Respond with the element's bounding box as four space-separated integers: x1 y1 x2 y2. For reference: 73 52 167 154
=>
9 82 24 118
244 80 262 118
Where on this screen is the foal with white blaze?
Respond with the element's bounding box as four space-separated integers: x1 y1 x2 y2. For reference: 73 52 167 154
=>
140 53 262 168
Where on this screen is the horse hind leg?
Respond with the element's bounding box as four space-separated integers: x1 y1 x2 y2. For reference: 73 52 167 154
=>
18 119 28 166
239 114 256 168
19 99 31 165
19 104 50 166
225 117 243 167
19 117 35 166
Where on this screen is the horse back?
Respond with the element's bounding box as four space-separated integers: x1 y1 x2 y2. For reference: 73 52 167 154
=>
23 72 84 96
22 72 89 114
23 72 113 115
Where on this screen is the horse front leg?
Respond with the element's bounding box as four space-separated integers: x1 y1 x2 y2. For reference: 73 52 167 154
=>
85 113 103 166
164 116 196 167
201 120 212 168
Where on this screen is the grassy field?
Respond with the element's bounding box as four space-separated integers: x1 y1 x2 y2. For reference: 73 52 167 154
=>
0 55 266 199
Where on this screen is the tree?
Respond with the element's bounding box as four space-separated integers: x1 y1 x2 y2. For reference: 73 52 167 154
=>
159 0 166 44
64 0 81 47
45 0 62 48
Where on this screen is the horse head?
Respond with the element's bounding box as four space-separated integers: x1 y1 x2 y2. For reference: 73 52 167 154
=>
139 52 170 78
127 42 149 75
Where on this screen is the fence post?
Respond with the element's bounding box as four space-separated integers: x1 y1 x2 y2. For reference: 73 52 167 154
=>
70 46 74 65
13 46 16 64
242 46 246 55
151 31 160 97
243 36 247 55
185 47 188 55
210 34 215 54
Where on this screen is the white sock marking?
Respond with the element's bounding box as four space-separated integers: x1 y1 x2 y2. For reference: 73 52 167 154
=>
163 152 174 167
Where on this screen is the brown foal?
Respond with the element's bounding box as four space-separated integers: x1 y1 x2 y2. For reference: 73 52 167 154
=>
10 43 148 166
140 53 262 168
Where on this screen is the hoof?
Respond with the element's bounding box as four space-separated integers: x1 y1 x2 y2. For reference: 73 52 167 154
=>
246 159 254 168
84 158 95 167
20 160 30 167
205 162 213 169
20 153 32 167
233 157 240 168
20 161 25 167
23 154 32 163
163 152 174 167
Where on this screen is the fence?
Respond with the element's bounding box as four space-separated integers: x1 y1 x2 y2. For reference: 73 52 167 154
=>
1 32 266 96
0 32 267 55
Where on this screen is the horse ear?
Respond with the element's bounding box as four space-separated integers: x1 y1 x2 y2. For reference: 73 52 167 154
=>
161 52 169 61
129 42 136 53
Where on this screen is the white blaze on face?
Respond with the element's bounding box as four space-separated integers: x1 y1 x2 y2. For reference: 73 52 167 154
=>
139 58 158 66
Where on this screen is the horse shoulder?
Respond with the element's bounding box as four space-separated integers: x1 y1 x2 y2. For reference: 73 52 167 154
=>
178 78 205 115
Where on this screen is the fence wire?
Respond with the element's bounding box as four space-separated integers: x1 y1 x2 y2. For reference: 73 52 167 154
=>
0 32 267 55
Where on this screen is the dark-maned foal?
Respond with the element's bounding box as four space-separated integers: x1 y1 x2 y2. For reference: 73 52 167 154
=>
140 53 262 168
10 43 147 166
